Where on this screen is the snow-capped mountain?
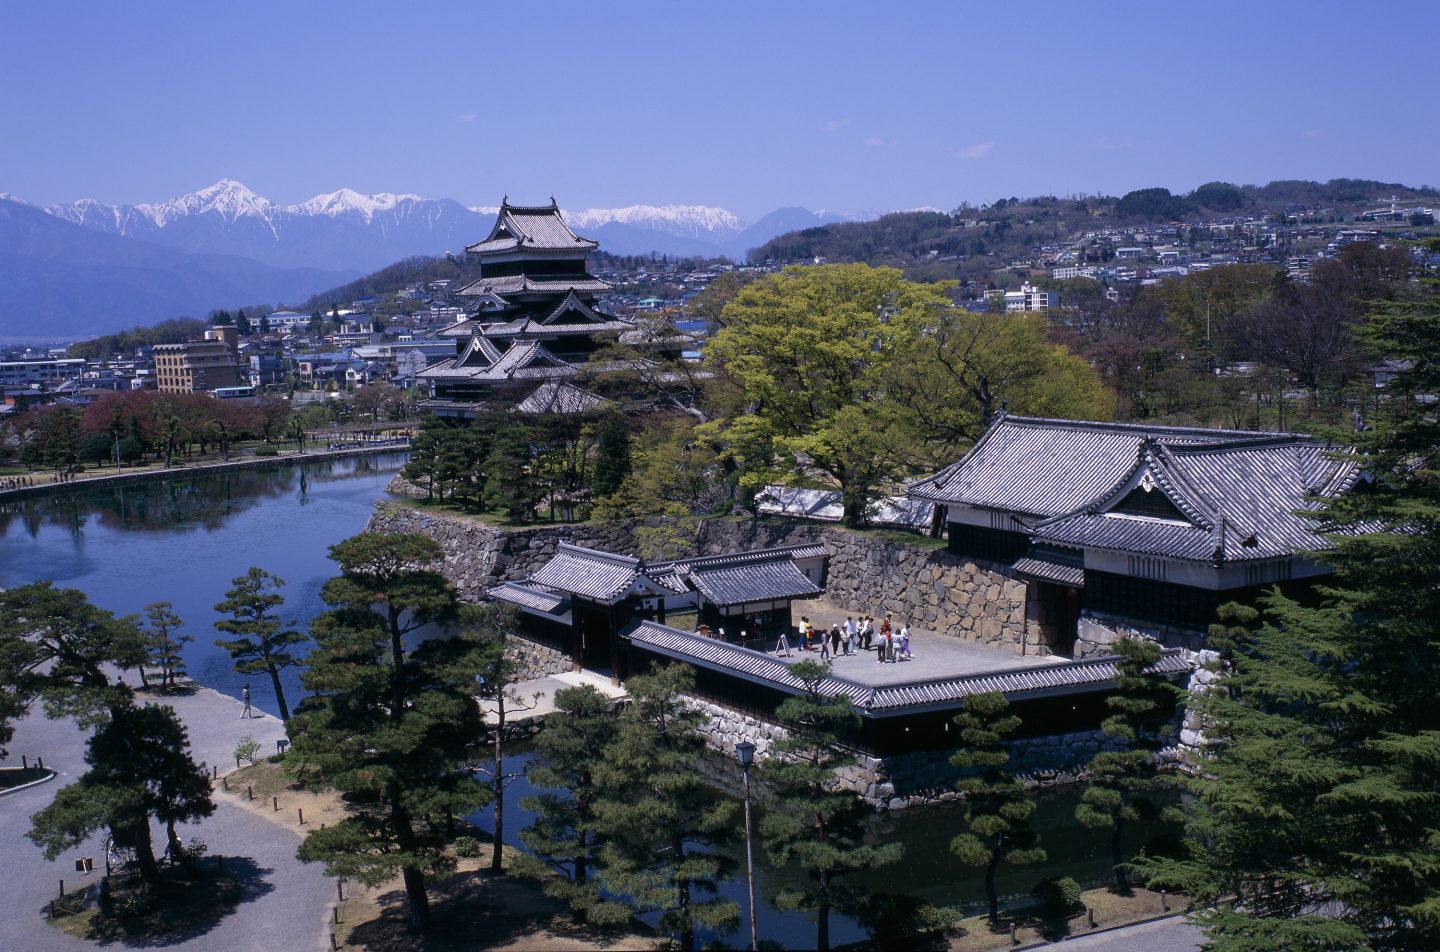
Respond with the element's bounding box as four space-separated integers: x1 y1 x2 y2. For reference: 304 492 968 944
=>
0 196 357 340
43 180 862 271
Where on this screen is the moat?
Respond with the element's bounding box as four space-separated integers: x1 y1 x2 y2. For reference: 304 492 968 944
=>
0 457 1177 946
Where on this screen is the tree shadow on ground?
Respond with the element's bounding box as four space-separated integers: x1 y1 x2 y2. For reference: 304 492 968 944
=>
345 869 647 952
59 856 275 947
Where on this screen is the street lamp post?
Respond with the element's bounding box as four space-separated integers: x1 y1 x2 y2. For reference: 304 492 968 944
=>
735 741 759 952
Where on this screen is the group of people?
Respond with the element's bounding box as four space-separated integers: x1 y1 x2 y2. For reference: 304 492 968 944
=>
1 475 35 489
775 612 914 663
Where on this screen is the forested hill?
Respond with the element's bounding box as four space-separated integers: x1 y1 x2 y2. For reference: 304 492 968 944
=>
300 255 469 311
749 178 1439 278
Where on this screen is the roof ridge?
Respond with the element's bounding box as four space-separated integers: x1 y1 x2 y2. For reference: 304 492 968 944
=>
1003 414 1306 440
555 540 641 566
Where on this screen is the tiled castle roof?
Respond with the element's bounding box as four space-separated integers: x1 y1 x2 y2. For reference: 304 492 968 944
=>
626 621 1191 715
466 199 599 256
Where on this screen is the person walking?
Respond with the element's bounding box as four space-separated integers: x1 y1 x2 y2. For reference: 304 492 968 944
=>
829 624 842 658
900 623 912 660
240 684 253 718
820 626 831 659
862 616 874 651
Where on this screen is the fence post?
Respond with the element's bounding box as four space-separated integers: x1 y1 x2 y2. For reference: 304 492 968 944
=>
247 785 253 801
1009 921 1017 945
37 755 43 771
59 879 64 898
1161 889 1169 912
1088 906 1096 929
272 795 279 812
298 808 304 825
21 755 26 769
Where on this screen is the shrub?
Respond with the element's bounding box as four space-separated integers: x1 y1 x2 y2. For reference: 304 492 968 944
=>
252 443 280 457
452 836 483 858
233 736 261 765
1032 876 1082 917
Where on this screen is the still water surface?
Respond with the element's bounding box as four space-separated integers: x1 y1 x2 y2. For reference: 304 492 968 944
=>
0 453 407 711
1 456 1174 947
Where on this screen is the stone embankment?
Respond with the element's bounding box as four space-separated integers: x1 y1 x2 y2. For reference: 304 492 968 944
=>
369 494 1031 651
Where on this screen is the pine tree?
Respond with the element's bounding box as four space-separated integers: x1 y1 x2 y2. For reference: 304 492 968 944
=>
590 664 738 950
590 412 632 500
213 567 305 723
0 581 146 728
1137 279 1440 951
144 601 192 690
949 691 1045 923
760 659 902 951
483 424 541 521
1074 636 1181 888
468 603 538 874
518 684 620 918
293 532 478 932
402 421 446 501
28 704 213 884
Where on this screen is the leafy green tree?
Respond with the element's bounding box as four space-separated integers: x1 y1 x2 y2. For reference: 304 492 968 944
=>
590 664 738 950
949 691 1045 923
589 412 631 500
293 531 481 931
144 601 192 690
518 684 620 917
213 567 305 723
1138 282 1440 951
1074 637 1181 887
28 704 213 884
761 659 902 951
891 310 1113 453
705 264 953 525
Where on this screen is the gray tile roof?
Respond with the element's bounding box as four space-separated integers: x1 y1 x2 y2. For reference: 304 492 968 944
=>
909 414 1288 517
1012 556 1085 587
488 581 570 615
1032 436 1359 563
529 542 646 604
456 274 614 297
465 201 599 255
688 559 821 606
648 544 827 605
626 621 1191 715
513 381 610 415
418 340 575 383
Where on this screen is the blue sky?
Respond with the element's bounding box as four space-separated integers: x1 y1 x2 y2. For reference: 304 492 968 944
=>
2 1 1436 219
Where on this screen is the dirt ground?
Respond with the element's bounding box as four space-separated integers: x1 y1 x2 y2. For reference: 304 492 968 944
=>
947 886 1187 951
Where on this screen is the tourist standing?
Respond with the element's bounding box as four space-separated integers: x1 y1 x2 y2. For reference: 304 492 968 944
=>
900 623 912 660
843 616 856 655
240 684 253 718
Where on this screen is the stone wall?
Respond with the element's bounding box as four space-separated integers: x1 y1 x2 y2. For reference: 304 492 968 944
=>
367 502 1035 652
505 636 572 681
681 694 1128 811
1075 611 1207 657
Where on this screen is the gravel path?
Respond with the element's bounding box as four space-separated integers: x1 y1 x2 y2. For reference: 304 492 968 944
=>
0 679 333 952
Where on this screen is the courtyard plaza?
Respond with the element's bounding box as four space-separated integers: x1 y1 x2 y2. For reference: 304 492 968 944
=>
738 594 1065 686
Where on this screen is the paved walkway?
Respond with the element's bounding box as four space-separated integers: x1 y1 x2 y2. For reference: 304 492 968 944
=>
1038 914 1203 951
0 678 332 952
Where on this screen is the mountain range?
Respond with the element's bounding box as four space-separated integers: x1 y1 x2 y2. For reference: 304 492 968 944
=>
0 179 859 340
41 180 852 270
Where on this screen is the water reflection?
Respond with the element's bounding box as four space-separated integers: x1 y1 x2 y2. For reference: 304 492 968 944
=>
470 748 1180 950
0 453 407 711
